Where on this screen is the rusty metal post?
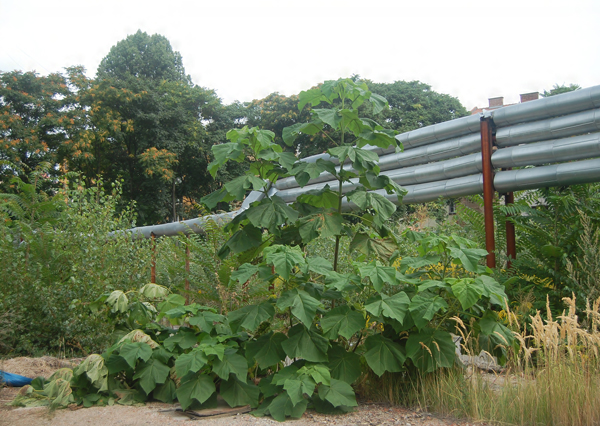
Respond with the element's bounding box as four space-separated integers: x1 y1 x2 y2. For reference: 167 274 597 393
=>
185 237 190 305
504 191 516 269
151 233 156 283
480 117 496 268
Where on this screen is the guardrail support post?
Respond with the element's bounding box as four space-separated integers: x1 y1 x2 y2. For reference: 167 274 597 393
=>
151 232 156 283
480 116 496 268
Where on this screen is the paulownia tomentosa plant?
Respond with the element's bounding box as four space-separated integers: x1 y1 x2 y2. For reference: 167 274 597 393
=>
12 79 515 421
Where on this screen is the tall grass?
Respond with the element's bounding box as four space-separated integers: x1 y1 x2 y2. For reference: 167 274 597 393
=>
362 296 600 426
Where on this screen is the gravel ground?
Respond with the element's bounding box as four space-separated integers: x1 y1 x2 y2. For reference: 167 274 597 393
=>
1 357 483 426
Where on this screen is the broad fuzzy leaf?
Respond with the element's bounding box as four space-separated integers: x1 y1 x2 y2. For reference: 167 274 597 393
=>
264 245 306 280
327 345 361 384
176 372 216 410
298 211 344 242
246 196 299 231
245 332 287 369
321 305 364 340
477 275 509 307
133 358 170 395
357 261 399 293
153 379 177 403
283 376 316 406
318 379 358 408
174 348 208 378
451 278 484 310
277 289 323 329
138 283 168 300
221 376 260 408
409 292 448 330
264 392 309 422
363 334 406 376
281 324 329 362
106 290 128 313
212 351 248 381
119 342 153 369
365 292 410 324
406 329 455 373
228 302 275 333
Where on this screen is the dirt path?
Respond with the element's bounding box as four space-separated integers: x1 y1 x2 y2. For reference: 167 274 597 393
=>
1 357 481 426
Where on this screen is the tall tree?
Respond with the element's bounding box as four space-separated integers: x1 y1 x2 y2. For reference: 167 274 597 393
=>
87 30 235 224
0 71 71 188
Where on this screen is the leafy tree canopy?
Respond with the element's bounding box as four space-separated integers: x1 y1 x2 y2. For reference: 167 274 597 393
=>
542 83 581 97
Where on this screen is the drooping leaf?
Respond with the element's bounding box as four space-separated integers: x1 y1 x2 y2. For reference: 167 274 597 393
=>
327 344 361 384
221 376 261 408
228 302 275 333
349 232 397 260
246 332 288 369
281 324 329 362
409 292 449 330
218 224 263 258
138 283 168 300
283 376 316 406
321 305 364 340
324 271 361 292
176 372 216 410
477 275 509 307
306 256 334 275
106 290 129 313
313 108 342 129
277 289 323 329
188 311 225 333
132 358 170 395
153 379 177 403
318 379 358 408
365 292 410 324
119 342 153 369
265 392 309 422
163 328 198 351
406 329 455 373
447 246 488 273
363 334 406 376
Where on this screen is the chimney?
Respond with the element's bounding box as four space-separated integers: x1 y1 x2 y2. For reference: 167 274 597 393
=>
520 92 539 103
489 97 504 108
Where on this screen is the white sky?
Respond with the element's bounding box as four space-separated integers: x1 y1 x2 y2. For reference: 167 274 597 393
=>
1 0 599 111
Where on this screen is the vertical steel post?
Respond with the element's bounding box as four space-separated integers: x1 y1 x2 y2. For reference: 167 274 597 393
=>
480 117 496 268
505 191 516 269
185 238 190 305
151 233 156 284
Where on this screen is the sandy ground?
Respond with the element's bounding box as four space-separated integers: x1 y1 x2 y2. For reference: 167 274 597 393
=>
0 357 483 426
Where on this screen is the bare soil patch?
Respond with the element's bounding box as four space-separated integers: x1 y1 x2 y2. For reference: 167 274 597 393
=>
0 357 481 426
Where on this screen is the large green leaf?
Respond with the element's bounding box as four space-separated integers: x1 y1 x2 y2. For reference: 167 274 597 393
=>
218 224 263 258
357 261 399 293
264 245 306 280
313 108 342 129
365 292 410 324
447 247 488 273
296 186 339 209
281 324 329 362
451 278 484 310
228 302 275 333
479 311 514 347
138 283 168 300
132 358 170 395
282 121 323 146
363 334 406 376
176 372 216 410
406 329 455 373
477 275 509 307
212 351 248 382
224 175 266 200
163 328 198 351
174 348 208 378
283 376 316 406
277 289 323 329
229 263 259 285
245 332 287 369
119 342 153 369
321 305 364 340
327 344 361 384
298 211 344 242
246 196 299 230
209 142 244 177
220 376 260 408
318 379 358 408
188 311 225 333
153 379 177 404
349 232 398 260
347 190 396 226
264 392 308 422
324 271 361 292
409 292 448 330
306 256 334 276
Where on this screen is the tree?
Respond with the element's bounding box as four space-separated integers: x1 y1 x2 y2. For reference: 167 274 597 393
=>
367 80 469 133
0 71 71 189
86 30 238 224
542 83 581 97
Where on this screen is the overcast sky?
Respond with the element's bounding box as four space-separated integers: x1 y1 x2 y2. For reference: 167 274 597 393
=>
1 0 598 111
